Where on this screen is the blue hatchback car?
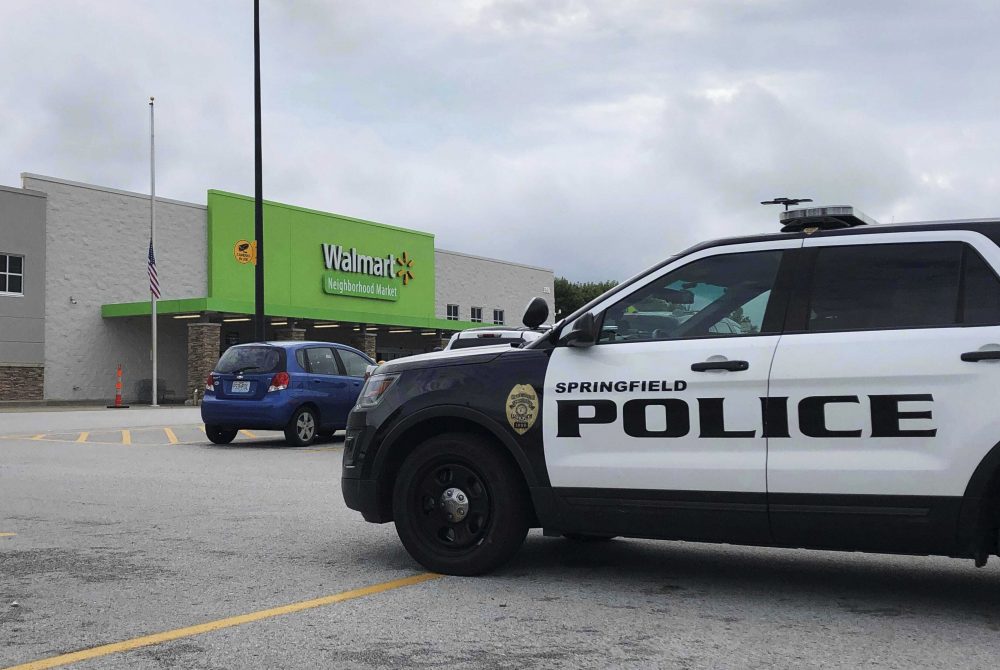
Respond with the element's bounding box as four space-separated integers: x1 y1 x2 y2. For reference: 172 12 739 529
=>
201 341 375 447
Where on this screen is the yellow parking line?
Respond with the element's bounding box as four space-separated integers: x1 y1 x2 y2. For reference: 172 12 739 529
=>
163 428 179 445
121 430 131 446
2 572 440 670
30 434 44 441
198 424 206 433
240 430 258 438
0 532 15 538
76 432 89 443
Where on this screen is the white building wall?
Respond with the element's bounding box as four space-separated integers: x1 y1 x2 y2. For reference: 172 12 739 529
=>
434 249 554 327
22 174 207 402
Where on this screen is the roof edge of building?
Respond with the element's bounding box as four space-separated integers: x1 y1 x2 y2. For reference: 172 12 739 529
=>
20 173 206 210
0 182 47 198
434 247 553 274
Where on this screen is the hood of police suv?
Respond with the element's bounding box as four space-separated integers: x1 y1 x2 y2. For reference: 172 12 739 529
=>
376 343 520 373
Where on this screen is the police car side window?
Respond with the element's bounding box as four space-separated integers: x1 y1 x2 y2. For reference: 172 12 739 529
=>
597 250 782 344
806 242 964 332
961 245 1000 326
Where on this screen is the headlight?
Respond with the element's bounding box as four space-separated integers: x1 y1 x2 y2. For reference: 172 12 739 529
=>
356 373 400 409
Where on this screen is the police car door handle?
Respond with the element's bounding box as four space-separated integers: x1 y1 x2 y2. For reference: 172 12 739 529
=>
691 360 749 372
961 350 1000 362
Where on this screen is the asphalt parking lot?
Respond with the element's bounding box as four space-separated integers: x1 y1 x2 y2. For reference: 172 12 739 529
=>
3 408 1000 669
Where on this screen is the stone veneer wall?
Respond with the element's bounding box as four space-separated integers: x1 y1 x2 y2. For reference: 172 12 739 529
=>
187 322 221 402
352 332 377 359
0 364 44 401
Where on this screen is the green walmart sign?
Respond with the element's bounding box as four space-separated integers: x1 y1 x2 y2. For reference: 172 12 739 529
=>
320 243 412 301
206 191 435 325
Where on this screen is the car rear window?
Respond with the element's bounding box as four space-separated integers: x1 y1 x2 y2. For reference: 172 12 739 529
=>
215 346 284 373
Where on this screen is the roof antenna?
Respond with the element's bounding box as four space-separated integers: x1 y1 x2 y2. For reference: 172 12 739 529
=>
761 197 813 211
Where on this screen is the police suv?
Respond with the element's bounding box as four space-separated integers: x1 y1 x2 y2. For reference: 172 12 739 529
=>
343 206 1000 575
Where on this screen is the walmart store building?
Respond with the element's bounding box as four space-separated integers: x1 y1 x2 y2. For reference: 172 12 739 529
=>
0 174 554 403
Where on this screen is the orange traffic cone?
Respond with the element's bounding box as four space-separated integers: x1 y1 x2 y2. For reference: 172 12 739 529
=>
106 364 130 409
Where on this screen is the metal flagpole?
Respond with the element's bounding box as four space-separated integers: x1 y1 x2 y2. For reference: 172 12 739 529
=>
150 96 158 407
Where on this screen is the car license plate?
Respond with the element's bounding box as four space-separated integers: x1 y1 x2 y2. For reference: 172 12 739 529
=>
231 381 251 393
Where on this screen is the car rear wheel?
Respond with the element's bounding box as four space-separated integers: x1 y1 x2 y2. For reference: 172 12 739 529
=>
284 406 317 447
205 425 238 445
392 433 530 576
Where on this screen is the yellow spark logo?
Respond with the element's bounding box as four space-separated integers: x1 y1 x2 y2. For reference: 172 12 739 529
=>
396 251 415 285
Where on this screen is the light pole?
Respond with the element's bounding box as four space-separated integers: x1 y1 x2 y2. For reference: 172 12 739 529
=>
253 0 266 342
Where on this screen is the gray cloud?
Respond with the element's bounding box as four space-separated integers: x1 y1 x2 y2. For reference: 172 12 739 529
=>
1 0 998 281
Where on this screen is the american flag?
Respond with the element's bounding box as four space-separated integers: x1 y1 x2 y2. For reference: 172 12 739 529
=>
147 239 160 299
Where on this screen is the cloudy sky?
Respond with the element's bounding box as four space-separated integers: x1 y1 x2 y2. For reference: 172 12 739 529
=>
1 0 998 280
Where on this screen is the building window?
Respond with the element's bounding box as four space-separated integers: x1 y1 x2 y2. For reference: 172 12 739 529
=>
471 307 483 323
446 304 459 320
493 309 505 325
0 253 24 296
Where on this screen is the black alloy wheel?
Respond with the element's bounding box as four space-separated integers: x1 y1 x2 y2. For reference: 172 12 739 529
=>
205 425 238 445
284 406 318 447
393 433 530 576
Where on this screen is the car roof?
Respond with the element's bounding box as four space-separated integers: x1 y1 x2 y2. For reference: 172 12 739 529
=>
457 326 538 334
690 218 1000 255
233 340 366 353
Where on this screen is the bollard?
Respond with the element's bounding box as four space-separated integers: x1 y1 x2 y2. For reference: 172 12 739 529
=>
106 364 130 409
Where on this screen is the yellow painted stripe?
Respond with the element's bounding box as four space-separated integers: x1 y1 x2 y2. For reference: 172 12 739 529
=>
239 429 258 438
0 532 15 538
121 430 131 446
76 432 89 444
163 428 179 445
198 424 206 433
30 434 44 441
2 573 439 670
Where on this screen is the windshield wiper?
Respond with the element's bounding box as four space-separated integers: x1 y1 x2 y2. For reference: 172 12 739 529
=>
230 366 262 374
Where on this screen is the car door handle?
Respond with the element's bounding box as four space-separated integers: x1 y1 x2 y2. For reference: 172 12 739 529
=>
691 360 749 372
961 351 1000 362
311 379 322 383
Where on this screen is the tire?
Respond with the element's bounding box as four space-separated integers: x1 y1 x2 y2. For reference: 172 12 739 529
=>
562 533 617 542
205 425 238 445
392 433 530 576
284 406 318 447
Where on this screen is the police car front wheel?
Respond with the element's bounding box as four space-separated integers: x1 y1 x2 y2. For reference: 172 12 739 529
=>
392 433 530 576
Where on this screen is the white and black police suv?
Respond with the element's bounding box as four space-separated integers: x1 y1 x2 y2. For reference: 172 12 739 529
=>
343 205 1000 575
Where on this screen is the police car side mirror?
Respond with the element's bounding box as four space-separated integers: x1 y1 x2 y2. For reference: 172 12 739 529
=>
522 297 549 329
559 312 597 348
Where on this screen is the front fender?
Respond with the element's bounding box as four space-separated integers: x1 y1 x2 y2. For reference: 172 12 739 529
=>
372 404 547 487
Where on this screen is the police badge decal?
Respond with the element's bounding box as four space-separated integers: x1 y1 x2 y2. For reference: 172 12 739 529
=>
506 384 539 435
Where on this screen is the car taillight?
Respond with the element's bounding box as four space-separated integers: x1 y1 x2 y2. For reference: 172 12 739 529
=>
268 371 289 392
205 373 215 392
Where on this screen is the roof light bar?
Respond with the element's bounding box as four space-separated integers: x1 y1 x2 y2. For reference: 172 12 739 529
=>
780 205 878 233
